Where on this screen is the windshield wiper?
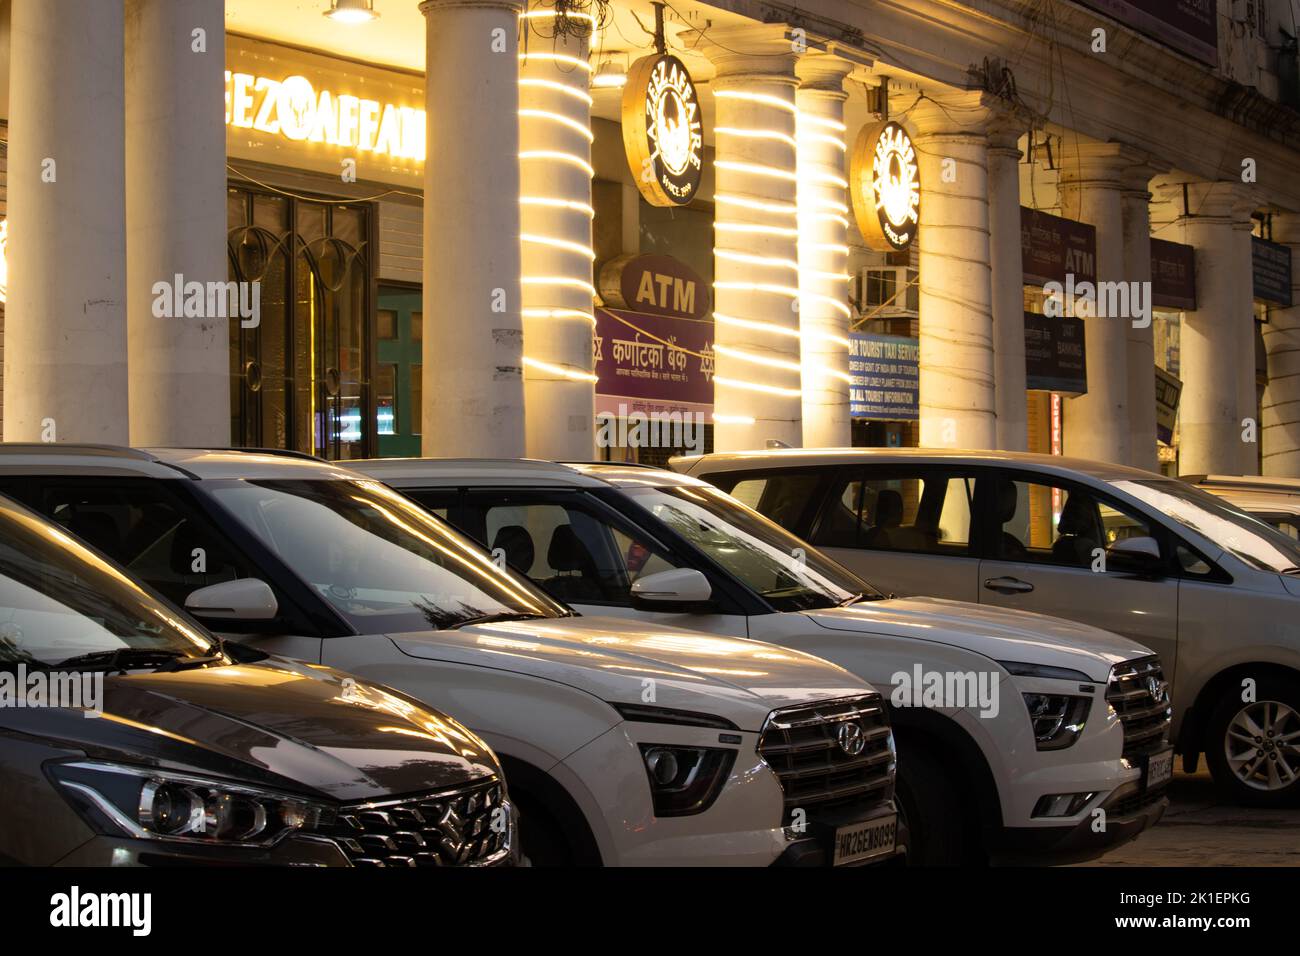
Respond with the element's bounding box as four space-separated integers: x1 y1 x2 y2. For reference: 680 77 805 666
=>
838 591 887 606
54 647 191 673
1281 567 1300 575
446 612 548 630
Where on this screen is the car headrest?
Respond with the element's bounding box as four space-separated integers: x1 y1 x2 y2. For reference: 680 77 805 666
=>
67 512 122 558
1057 492 1095 536
874 489 904 528
547 524 593 573
490 524 535 572
996 480 1019 523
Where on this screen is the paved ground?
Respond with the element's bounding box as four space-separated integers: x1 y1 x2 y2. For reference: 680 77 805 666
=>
1079 767 1300 866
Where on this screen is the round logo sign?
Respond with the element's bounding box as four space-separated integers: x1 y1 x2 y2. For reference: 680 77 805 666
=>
850 121 920 252
622 54 703 207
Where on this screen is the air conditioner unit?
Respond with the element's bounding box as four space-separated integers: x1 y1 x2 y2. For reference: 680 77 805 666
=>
859 266 919 316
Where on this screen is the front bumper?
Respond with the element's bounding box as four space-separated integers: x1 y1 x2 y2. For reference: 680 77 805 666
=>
989 781 1167 866
773 801 908 867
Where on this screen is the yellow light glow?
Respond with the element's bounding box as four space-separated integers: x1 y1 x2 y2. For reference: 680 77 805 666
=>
712 413 756 425
799 171 850 189
522 308 596 325
714 89 797 114
800 131 847 150
713 375 802 397
520 196 596 217
715 160 798 182
520 9 596 23
714 344 802 373
800 269 852 282
519 52 592 73
523 356 599 381
714 127 798 149
714 222 799 238
714 249 800 272
714 193 799 215
519 150 595 177
802 242 851 254
520 233 596 260
518 109 595 143
713 280 801 299
519 78 594 106
522 275 598 295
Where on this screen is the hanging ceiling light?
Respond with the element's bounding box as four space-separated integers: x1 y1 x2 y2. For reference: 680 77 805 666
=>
324 0 379 24
590 57 628 89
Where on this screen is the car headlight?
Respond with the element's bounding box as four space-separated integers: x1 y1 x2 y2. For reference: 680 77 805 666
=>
1022 694 1092 750
49 761 336 847
637 744 735 817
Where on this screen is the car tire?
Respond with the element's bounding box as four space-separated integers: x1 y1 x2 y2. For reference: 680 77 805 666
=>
893 741 978 865
1205 674 1300 808
514 794 574 866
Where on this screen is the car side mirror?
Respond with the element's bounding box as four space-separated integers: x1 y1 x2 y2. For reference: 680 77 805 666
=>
629 568 714 613
185 578 279 623
1106 536 1163 574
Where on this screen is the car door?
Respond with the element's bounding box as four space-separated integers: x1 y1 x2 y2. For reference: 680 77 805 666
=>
974 469 1179 681
730 465 983 602
451 488 752 637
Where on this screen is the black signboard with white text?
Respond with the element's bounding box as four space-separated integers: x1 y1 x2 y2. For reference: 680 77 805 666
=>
1252 236 1293 307
1025 312 1088 395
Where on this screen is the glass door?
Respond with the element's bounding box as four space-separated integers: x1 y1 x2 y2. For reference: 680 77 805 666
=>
377 285 422 458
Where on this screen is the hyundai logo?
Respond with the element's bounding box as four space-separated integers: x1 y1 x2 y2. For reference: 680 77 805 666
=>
837 721 866 756
1147 675 1169 703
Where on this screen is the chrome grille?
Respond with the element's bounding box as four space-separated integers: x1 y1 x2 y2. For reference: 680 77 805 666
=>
1107 657 1173 760
758 694 894 825
321 779 511 867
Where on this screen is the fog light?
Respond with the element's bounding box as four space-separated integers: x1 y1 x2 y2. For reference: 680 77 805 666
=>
644 747 679 786
1032 792 1097 818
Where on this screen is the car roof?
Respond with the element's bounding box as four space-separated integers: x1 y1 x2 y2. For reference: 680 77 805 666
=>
0 444 366 481
1184 473 1300 494
345 457 712 490
1201 486 1300 515
669 447 1158 482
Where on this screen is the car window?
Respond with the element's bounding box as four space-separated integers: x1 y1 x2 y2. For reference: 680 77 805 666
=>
471 494 682 607
402 487 456 522
812 469 973 556
2 479 263 607
988 477 1156 569
716 472 822 535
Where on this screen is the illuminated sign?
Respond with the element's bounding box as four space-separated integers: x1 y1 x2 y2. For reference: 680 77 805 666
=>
622 54 702 207
850 121 920 252
224 70 425 161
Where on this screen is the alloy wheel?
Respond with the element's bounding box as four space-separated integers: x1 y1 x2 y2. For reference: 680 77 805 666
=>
1224 699 1300 791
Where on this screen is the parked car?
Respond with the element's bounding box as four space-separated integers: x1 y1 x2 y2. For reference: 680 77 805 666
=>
673 448 1300 807
349 456 1171 864
0 489 517 866
1184 474 1300 540
0 445 899 867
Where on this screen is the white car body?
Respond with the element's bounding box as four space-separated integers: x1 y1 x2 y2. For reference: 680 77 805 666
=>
349 457 1172 863
0 445 897 868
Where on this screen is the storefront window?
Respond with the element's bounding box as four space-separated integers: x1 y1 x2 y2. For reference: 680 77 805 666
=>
227 187 373 460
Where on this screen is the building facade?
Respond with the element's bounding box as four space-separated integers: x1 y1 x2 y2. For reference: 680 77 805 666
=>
1 0 1298 479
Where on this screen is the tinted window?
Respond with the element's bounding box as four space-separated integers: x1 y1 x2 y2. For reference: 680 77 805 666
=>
812 469 973 557
988 476 1155 568
717 472 822 535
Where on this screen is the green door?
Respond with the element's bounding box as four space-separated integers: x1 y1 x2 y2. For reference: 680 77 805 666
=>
376 286 422 458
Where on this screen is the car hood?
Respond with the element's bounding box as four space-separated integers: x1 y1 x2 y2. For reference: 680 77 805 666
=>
804 596 1155 683
5 656 499 803
388 615 872 732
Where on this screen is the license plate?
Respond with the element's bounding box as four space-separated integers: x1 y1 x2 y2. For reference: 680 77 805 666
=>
832 813 897 866
1145 747 1174 789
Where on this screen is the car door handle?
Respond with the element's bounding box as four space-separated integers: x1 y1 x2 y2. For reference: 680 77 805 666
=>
984 576 1034 594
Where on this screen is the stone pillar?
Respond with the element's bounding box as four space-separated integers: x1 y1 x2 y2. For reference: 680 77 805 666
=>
5 0 127 443
1262 215 1300 476
1121 160 1166 472
419 0 526 457
1155 181 1256 476
796 53 854 448
125 0 229 446
1234 215 1261 475
986 117 1027 451
910 92 996 449
519 4 596 459
1057 140 1144 466
696 26 802 450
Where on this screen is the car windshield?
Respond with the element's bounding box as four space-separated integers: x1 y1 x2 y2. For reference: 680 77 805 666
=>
0 498 216 670
619 482 881 611
206 479 568 633
1119 478 1300 573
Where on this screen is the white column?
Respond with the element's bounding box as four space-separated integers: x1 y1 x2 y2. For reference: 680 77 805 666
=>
5 0 127 443
910 93 996 449
1155 182 1256 476
987 118 1027 451
697 27 803 450
420 0 526 457
125 0 229 446
1121 161 1164 472
1262 215 1300 476
1234 217 1261 475
796 53 853 449
1058 140 1139 466
519 4 596 459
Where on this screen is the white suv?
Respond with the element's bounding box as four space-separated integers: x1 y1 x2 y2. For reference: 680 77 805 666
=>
348 457 1171 865
0 445 899 868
